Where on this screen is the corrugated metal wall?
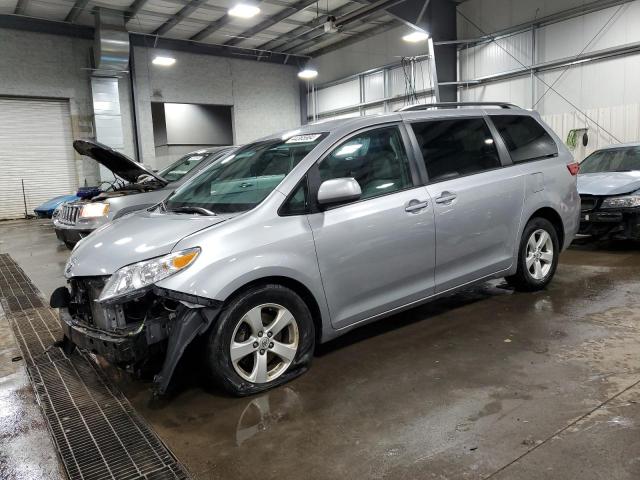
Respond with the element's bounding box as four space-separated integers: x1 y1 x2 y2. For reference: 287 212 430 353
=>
307 59 434 121
459 31 533 81
458 0 640 159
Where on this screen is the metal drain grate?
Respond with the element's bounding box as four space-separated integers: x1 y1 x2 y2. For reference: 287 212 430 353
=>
0 254 190 480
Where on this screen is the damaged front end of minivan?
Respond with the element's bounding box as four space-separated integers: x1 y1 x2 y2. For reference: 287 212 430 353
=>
51 248 222 396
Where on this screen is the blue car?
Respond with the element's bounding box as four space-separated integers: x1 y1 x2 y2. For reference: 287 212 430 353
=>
34 194 80 218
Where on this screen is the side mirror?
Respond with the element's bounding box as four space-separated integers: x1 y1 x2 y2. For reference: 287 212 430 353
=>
317 178 362 206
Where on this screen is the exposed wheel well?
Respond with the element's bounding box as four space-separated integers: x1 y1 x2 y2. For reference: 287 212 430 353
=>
528 207 565 247
225 276 323 342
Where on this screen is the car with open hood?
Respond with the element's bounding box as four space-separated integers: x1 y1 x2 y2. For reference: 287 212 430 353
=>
577 143 640 240
50 103 580 397
53 141 235 248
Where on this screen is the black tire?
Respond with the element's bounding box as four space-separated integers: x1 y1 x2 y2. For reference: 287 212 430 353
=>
506 217 560 292
204 284 315 396
64 241 75 250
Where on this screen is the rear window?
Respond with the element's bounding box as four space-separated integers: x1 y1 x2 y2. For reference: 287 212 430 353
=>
491 115 557 163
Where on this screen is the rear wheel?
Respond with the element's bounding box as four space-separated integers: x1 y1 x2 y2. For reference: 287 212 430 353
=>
506 217 559 291
205 284 315 396
64 241 75 250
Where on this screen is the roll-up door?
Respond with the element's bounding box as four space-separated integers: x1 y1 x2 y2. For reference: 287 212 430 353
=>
0 98 78 219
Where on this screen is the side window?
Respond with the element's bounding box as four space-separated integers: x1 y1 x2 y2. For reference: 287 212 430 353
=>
491 115 558 163
411 118 501 182
280 179 308 216
318 127 412 201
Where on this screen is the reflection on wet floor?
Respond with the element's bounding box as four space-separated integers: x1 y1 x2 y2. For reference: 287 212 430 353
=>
2 219 640 480
235 388 303 446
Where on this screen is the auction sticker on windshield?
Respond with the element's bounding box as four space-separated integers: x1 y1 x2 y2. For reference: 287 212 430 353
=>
285 134 323 144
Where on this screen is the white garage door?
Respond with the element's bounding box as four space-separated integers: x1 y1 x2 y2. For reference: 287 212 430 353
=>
0 98 78 220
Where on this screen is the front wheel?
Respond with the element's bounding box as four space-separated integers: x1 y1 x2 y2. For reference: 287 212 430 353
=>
506 217 559 291
204 284 315 396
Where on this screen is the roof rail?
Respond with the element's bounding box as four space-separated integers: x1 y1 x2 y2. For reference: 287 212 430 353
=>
398 102 520 112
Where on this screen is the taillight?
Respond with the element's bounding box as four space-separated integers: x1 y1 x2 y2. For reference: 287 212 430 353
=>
567 162 580 176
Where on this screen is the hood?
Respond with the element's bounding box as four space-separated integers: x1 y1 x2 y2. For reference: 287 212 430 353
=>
34 194 79 212
74 140 168 185
577 171 640 196
66 209 228 277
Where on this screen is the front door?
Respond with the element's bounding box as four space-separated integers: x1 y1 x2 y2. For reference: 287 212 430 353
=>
410 118 525 293
307 125 436 330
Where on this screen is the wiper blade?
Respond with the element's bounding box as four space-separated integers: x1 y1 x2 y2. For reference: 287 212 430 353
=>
169 206 216 216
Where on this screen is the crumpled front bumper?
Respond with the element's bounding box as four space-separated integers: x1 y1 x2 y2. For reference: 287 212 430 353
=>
59 307 150 364
52 284 222 395
579 208 640 240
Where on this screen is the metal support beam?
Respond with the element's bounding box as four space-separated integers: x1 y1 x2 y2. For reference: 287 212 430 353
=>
65 0 91 23
125 0 150 22
428 0 456 101
14 0 29 15
462 40 640 86
0 14 308 64
256 3 358 52
281 0 407 55
153 0 208 36
305 21 400 57
283 11 392 55
130 32 308 64
0 13 94 38
224 0 318 47
336 0 407 25
427 37 440 101
189 13 232 42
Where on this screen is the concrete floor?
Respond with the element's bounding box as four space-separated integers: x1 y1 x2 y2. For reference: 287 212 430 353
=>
1 218 640 479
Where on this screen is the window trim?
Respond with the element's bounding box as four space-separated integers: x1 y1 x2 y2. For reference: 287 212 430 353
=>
404 116 510 186
485 114 559 165
306 122 422 212
277 175 310 217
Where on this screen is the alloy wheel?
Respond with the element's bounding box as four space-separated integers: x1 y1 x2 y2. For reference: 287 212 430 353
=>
526 228 554 280
230 303 299 383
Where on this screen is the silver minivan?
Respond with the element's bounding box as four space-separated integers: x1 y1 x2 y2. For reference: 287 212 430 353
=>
51 103 580 396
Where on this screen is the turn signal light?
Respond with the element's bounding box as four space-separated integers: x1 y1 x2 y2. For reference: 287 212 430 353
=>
567 162 580 176
170 250 199 269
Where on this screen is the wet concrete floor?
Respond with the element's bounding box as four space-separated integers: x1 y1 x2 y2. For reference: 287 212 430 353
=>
1 218 640 479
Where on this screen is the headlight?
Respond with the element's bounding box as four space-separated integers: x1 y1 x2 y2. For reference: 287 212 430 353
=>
98 247 200 302
601 194 640 209
80 202 110 218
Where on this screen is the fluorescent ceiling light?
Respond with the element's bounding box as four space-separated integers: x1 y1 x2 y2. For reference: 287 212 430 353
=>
298 68 318 80
152 56 176 66
402 31 429 43
229 4 260 18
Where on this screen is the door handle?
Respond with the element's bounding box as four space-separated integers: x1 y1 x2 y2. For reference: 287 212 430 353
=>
404 199 429 213
435 191 457 204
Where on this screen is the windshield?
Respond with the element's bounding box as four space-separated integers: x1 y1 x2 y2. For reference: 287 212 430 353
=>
580 147 640 173
158 151 213 182
165 134 327 214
